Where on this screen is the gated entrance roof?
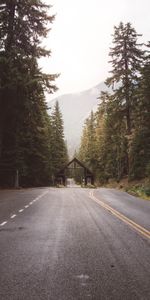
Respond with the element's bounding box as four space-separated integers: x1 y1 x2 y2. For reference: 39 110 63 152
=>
55 157 94 185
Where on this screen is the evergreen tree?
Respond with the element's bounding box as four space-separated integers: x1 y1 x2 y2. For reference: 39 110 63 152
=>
106 22 144 134
78 23 147 184
101 22 144 180
129 42 150 179
51 101 68 176
79 111 97 172
0 0 58 186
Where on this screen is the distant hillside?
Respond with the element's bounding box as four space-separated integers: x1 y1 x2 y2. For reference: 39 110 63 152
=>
48 82 107 156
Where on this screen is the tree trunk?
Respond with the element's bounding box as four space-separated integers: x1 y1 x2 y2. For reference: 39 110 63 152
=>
124 39 131 135
6 1 15 52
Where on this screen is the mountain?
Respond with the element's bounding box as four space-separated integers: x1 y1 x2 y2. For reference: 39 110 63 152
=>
48 82 107 156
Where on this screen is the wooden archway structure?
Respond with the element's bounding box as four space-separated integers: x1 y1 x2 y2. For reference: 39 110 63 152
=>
55 157 94 186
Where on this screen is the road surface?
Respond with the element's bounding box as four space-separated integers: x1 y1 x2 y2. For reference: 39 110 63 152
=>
0 187 149 300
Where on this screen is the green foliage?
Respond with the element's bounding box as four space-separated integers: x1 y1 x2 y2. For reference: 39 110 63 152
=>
0 1 66 187
129 129 150 180
79 111 97 172
129 42 150 180
126 185 150 199
106 22 144 131
79 22 150 185
51 101 69 175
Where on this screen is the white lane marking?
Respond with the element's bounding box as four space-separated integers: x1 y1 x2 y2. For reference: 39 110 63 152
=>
76 274 89 280
11 214 17 219
0 221 7 226
0 190 49 227
35 191 49 201
24 190 49 209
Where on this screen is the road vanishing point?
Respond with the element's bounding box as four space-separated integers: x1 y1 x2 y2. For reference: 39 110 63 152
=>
0 186 150 300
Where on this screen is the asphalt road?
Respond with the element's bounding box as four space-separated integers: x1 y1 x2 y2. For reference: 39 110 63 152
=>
0 187 149 300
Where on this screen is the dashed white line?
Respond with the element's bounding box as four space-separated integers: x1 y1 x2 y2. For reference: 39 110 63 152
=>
11 214 17 219
0 221 8 226
0 190 49 228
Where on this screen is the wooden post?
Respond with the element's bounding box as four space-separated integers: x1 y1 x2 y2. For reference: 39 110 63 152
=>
15 169 19 189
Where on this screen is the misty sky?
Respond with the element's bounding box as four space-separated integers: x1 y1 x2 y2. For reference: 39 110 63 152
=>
41 0 150 97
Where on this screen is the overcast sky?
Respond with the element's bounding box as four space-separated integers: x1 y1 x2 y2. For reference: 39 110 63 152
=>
41 0 150 98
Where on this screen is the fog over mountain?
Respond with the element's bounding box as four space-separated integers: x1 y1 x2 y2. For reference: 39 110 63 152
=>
48 82 107 156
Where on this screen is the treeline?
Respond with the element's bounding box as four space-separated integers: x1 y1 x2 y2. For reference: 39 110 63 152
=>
0 1 68 187
79 22 150 184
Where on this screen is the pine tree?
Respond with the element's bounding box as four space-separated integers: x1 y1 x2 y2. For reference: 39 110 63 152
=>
51 101 68 176
79 111 97 172
0 1 58 186
95 92 128 183
102 22 145 180
106 22 144 134
129 42 150 179
79 23 149 184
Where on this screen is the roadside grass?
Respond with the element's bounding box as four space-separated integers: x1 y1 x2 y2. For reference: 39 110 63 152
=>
100 178 150 200
125 185 150 200
81 183 96 189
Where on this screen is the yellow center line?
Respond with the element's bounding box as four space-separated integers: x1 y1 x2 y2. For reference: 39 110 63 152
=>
89 190 150 240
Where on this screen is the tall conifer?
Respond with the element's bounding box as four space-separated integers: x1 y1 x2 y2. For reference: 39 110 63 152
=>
106 22 144 134
51 101 68 176
0 0 58 186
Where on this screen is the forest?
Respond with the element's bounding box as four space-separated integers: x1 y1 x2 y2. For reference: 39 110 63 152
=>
79 22 150 193
0 2 149 191
0 1 68 187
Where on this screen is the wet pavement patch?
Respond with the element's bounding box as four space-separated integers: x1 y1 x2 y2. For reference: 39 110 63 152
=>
111 264 115 268
0 226 25 232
